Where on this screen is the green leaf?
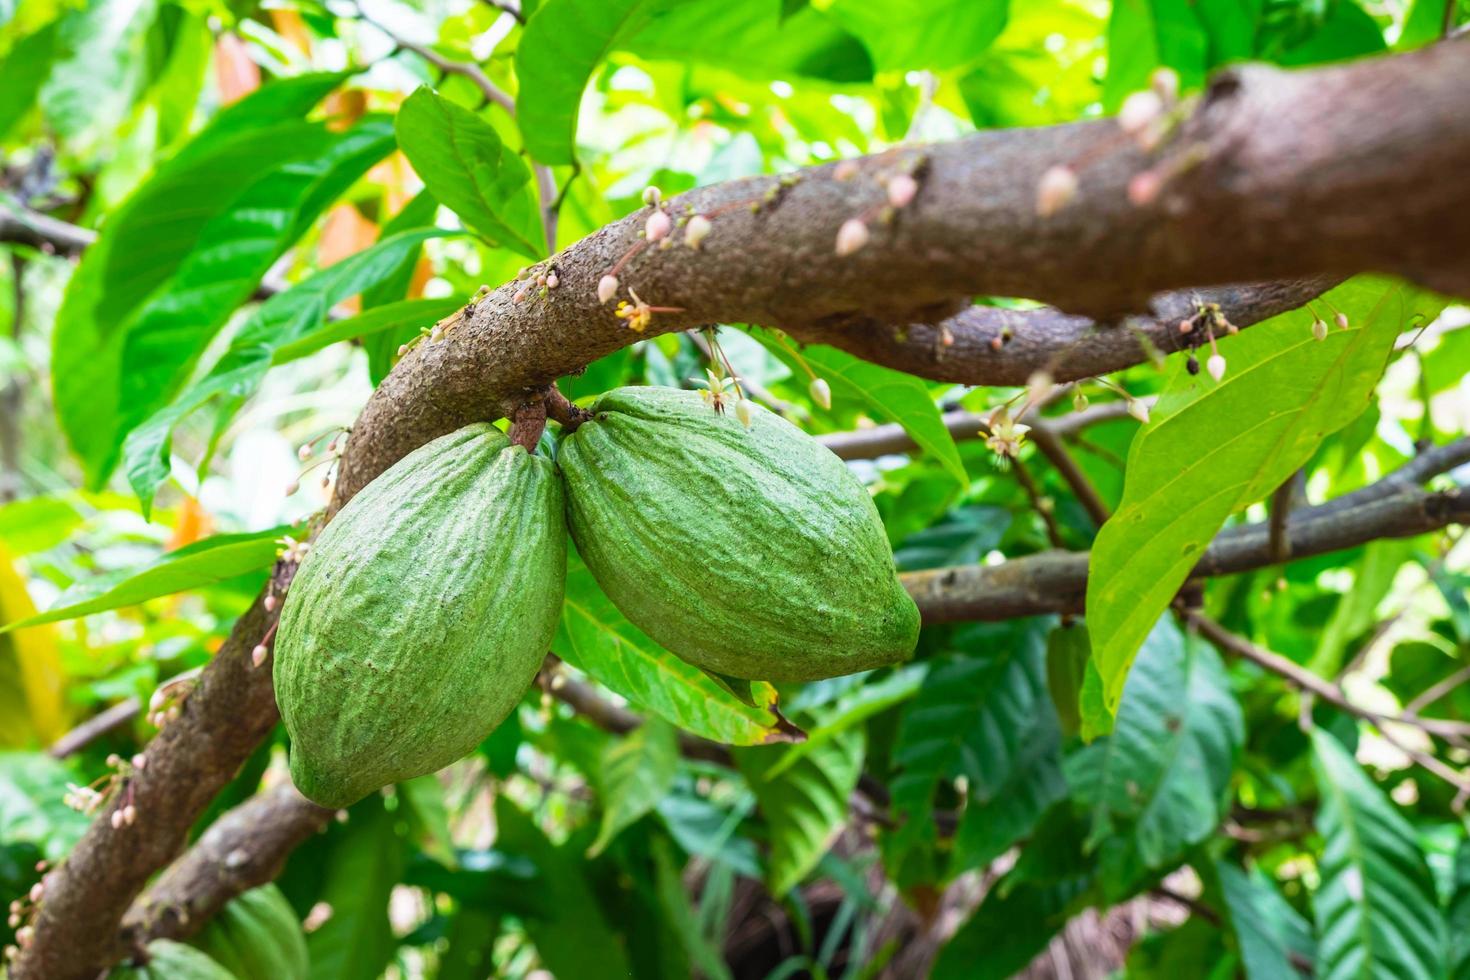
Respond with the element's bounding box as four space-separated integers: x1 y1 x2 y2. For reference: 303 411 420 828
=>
932 874 1092 980
306 794 405 980
735 725 864 897
1449 838 1470 979
1310 728 1447 980
1087 279 1445 713
398 776 457 868
394 87 543 258
0 752 90 859
40 0 156 141
825 0 1007 71
887 623 1064 874
362 190 440 384
0 528 290 633
0 497 82 557
762 664 925 779
516 0 659 165
1216 861 1315 980
1045 622 1089 737
652 835 733 980
589 716 679 856
122 229 444 515
556 549 794 745
1103 0 1208 110
757 337 967 490
1089 617 1242 869
493 797 635 978
272 297 465 364
0 21 58 140
1311 538 1413 675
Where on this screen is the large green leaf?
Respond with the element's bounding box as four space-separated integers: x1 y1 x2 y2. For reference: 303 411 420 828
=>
273 297 464 364
0 20 58 139
122 229 444 514
40 0 155 142
735 725 864 897
51 72 349 484
887 623 1064 874
0 497 81 556
306 794 405 980
1103 0 1208 110
1216 860 1315 980
1450 838 1470 980
394 88 542 258
1311 728 1447 980
516 0 659 165
932 873 1091 980
825 0 1007 71
1089 617 1242 869
362 190 440 385
556 549 793 745
1088 279 1444 712
0 527 289 632
589 716 678 856
757 336 967 490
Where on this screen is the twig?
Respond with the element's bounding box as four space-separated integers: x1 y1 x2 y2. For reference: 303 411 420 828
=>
1028 424 1110 527
1267 472 1299 563
1012 457 1066 548
1403 664 1470 715
49 700 142 759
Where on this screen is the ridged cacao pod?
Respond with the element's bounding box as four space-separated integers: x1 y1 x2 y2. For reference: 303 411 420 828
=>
275 424 565 807
558 386 918 682
189 884 307 980
110 940 233 980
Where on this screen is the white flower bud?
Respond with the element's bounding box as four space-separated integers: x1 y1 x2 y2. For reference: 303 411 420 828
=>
396 343 409 357
809 377 832 410
834 218 869 257
297 444 312 461
123 805 137 826
1312 318 1329 341
167 705 182 722
1128 399 1151 423
264 594 277 612
1027 370 1054 405
735 399 753 428
642 185 661 206
251 644 269 668
1118 90 1163 136
645 209 672 242
28 883 43 902
6 914 17 928
285 481 299 496
149 689 167 712
1128 169 1162 206
597 274 619 304
16 927 31 947
131 754 147 770
1151 67 1180 101
106 753 121 767
1036 165 1078 217
684 214 712 249
512 287 528 304
1207 354 1227 381
1073 390 1088 412
111 810 125 829
886 173 918 209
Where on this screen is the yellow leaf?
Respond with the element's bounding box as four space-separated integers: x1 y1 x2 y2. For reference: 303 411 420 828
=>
0 543 67 746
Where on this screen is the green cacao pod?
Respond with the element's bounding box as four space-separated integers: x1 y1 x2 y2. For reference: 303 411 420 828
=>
275 423 566 807
110 940 233 980
188 884 308 980
558 386 918 682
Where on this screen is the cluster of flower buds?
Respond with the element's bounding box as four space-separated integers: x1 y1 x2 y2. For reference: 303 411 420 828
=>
7 861 52 960
1119 68 1180 152
147 674 198 729
278 535 311 566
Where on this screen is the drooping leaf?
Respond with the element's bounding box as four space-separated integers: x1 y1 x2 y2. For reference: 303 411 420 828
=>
0 545 66 745
736 725 864 897
306 794 406 980
825 0 1007 71
652 835 733 980
1088 279 1445 712
516 0 660 165
556 549 793 745
1311 728 1447 980
1216 860 1316 980
1045 621 1089 737
762 664 925 779
0 527 290 632
589 716 679 856
394 87 543 257
1089 617 1242 870
756 336 967 490
121 229 444 514
362 189 440 384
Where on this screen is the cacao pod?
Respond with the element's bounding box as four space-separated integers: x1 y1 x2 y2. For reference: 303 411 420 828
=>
558 386 918 681
275 424 566 807
189 883 307 980
110 940 233 980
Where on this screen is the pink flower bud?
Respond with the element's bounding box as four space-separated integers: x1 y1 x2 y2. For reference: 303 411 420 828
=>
149 689 167 712
297 444 311 461
809 377 832 410
684 214 712 249
1207 354 1227 381
1036 165 1078 217
264 594 277 612
1151 67 1180 101
396 344 409 357
546 271 559 289
1118 90 1163 136
29 883 43 902
1128 169 1163 207
1178 318 1194 334
886 173 918 209
131 754 147 770
1335 312 1349 329
111 810 125 829
834 218 869 257
285 481 299 496
597 275 619 304
251 644 269 667
645 209 672 242
123 805 137 826
512 287 528 304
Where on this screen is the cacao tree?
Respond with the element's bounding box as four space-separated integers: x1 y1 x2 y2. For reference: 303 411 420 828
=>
1 1 1469 978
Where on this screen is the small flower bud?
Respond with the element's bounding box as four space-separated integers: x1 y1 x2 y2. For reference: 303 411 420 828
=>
396 343 409 357
1178 318 1194 334
645 209 672 242
297 444 312 461
512 287 528 304
123 805 137 826
1036 165 1078 217
597 274 619 304
106 753 121 767
546 271 559 289
1312 318 1329 341
834 160 858 181
251 644 269 668
111 810 125 829
28 883 42 902
1151 67 1180 101
990 335 1004 351
1207 354 1227 381
430 326 444 343
1128 170 1163 206
684 214 712 249
1027 370 1054 405
642 185 661 207
809 377 832 410
264 594 277 612
834 218 869 257
16 927 31 947
6 914 17 929
1128 399 1151 424
735 399 753 428
149 689 167 712
1073 390 1088 412
167 705 181 722
1118 90 1163 136
131 754 147 770
285 481 299 496
886 173 918 209
1335 312 1349 330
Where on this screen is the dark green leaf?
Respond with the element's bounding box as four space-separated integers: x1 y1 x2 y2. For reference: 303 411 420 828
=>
0 752 89 859
0 528 291 632
1103 0 1208 110
1311 727 1447 980
589 716 678 856
825 0 1007 71
1045 622 1089 737
362 190 440 384
1217 860 1315 980
306 794 406 980
394 87 543 257
932 873 1091 980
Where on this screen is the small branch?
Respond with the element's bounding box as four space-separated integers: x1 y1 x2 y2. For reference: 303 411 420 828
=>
543 384 593 431
1403 663 1470 716
49 699 141 759
1012 457 1066 548
1267 472 1299 563
360 10 515 115
480 0 524 24
1028 423 1110 527
0 203 96 256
